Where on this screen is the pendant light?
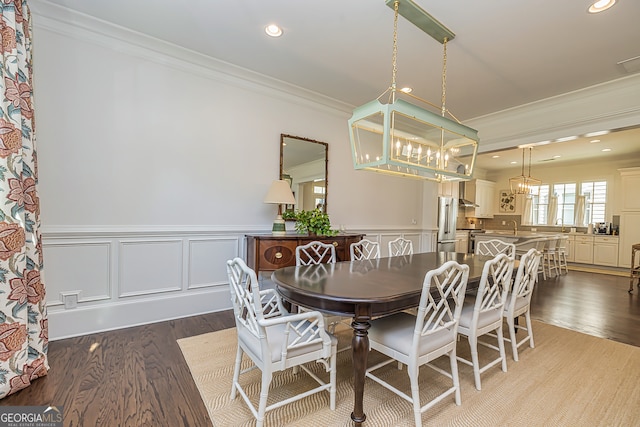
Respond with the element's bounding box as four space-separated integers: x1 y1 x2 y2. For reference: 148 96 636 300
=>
348 0 479 182
509 147 541 196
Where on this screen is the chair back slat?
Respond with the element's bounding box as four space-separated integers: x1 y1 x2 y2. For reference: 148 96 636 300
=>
476 239 516 259
415 261 469 340
296 241 337 266
350 239 381 260
388 237 414 257
476 253 513 320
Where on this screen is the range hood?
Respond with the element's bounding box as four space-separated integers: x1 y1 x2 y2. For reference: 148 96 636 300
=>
459 181 478 208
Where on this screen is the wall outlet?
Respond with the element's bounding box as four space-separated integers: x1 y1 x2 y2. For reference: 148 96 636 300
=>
62 292 80 309
411 218 417 225
501 220 506 225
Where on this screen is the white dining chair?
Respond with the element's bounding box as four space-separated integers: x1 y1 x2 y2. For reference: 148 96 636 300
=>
475 239 516 259
350 239 381 260
388 237 414 257
502 247 542 361
295 241 344 334
457 253 514 390
226 257 337 427
365 260 469 427
295 241 336 266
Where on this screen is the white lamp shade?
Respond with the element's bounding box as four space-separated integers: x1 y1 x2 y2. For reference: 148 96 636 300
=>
264 180 295 205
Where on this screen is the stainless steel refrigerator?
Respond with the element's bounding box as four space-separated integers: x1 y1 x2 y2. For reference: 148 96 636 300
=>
437 197 458 252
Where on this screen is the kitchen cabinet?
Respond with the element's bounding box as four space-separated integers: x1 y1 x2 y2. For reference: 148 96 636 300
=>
619 212 640 268
438 181 459 198
618 168 640 268
455 231 469 253
573 235 594 264
566 235 575 262
465 179 495 218
593 236 619 267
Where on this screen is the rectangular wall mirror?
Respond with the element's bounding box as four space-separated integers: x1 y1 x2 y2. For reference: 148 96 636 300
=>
280 134 328 213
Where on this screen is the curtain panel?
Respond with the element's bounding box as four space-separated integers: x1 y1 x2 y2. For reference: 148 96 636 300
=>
0 0 48 399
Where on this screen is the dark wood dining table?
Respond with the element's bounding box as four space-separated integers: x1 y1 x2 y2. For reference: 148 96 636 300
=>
271 251 489 426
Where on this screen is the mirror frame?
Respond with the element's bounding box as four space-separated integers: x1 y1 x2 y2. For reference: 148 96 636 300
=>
280 134 329 213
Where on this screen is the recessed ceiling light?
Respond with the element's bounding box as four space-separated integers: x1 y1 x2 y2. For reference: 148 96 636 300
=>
491 155 500 159
602 148 612 152
588 0 616 13
400 87 413 93
584 130 610 137
510 161 518 165
553 155 561 158
265 24 283 37
555 136 578 143
590 139 601 143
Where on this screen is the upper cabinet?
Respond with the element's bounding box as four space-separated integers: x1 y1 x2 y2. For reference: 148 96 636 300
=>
466 179 496 218
438 181 459 198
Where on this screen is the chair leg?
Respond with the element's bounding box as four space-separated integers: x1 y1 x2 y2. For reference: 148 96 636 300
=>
408 365 423 427
496 324 507 373
541 255 548 280
449 348 462 405
231 346 243 399
506 316 519 362
525 311 535 349
256 371 273 427
468 335 481 391
330 346 337 410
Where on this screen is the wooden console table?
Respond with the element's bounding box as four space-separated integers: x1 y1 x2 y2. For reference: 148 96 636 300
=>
245 233 365 272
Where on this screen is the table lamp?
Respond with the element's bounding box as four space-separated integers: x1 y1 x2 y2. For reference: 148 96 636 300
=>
264 180 296 235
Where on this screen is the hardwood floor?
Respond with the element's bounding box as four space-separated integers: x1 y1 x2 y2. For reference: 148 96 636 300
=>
3 270 639 426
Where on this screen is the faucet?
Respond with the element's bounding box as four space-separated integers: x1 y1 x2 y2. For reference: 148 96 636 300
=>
556 218 566 232
508 220 518 235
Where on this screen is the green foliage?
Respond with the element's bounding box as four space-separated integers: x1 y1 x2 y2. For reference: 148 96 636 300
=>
281 210 298 221
294 208 337 236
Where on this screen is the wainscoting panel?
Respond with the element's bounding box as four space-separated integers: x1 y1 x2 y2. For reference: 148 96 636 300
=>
43 240 111 306
188 236 239 289
44 228 435 340
119 239 183 297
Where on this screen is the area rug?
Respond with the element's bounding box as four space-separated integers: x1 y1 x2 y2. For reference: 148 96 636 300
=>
177 321 640 426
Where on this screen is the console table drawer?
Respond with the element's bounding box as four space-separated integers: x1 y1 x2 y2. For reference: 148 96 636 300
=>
246 233 365 272
258 241 298 270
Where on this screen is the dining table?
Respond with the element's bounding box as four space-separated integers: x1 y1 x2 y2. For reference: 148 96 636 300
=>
271 251 490 426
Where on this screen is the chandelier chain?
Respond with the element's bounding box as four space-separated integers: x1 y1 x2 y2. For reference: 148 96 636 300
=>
391 0 399 103
441 37 448 117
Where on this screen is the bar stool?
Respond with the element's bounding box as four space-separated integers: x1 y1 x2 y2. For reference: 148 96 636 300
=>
629 243 640 294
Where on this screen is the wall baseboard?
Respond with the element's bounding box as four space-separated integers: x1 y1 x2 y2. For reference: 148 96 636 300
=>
48 286 230 341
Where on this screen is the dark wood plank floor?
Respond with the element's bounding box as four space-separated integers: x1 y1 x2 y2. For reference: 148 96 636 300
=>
2 270 639 426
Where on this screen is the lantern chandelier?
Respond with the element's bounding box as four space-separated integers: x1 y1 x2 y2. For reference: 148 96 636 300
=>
348 0 479 182
509 147 542 196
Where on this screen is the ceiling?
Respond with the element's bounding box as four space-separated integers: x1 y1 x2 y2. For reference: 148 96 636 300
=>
40 0 640 170
474 125 640 172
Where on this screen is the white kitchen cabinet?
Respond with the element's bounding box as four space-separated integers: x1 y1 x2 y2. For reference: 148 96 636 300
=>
620 167 640 211
455 231 469 253
438 181 459 198
593 236 619 267
619 212 640 268
573 235 594 264
566 235 575 262
466 179 495 219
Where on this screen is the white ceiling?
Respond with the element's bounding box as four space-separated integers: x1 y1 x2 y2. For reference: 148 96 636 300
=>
40 0 640 170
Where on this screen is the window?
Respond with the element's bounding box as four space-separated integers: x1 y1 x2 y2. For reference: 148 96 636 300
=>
531 185 550 225
529 180 608 226
553 183 576 226
581 181 607 223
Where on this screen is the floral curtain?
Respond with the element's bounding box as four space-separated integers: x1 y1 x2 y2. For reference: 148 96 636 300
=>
0 0 48 398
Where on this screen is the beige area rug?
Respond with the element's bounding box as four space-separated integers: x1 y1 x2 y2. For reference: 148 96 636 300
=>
177 321 640 426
